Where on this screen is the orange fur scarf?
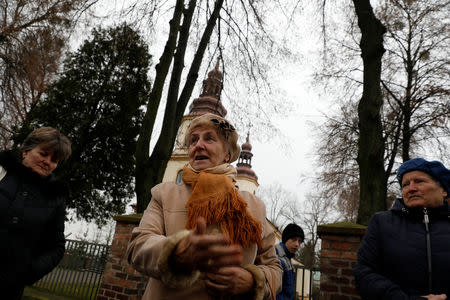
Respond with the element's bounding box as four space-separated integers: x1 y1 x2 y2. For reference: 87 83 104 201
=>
182 165 262 247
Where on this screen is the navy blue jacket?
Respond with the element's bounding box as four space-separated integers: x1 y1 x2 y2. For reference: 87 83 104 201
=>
0 151 66 294
275 242 295 300
354 198 450 299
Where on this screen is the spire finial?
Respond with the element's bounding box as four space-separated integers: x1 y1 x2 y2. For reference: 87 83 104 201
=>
215 56 221 71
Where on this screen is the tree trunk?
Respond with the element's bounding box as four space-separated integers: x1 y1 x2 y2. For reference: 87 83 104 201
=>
352 0 387 225
135 0 185 213
135 0 224 213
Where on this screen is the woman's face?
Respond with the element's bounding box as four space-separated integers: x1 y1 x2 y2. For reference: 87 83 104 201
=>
188 126 230 171
22 144 59 177
401 170 447 208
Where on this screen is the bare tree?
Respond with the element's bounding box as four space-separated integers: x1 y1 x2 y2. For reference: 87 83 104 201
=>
378 0 450 163
0 0 98 148
298 192 338 266
312 0 449 222
134 0 226 212
257 182 298 230
351 0 387 225
133 0 301 212
258 181 337 266
312 103 360 221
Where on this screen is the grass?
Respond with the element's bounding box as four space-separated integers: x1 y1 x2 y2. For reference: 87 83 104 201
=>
23 282 99 300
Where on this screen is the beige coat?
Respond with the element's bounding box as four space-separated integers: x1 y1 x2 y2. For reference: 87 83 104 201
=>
126 181 282 300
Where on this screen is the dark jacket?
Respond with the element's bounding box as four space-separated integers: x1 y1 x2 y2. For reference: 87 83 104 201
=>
354 198 450 299
0 150 66 291
275 242 295 300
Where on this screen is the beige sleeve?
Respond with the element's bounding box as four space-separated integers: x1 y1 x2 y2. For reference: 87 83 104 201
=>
243 193 282 300
255 218 282 300
126 184 200 288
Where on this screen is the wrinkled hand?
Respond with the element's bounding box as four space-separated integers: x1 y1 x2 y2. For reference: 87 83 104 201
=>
205 266 254 296
423 295 447 300
170 217 243 273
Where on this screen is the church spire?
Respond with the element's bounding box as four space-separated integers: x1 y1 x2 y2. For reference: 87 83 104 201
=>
189 57 227 117
236 132 258 182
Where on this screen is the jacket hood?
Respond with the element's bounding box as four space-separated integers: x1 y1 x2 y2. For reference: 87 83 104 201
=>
0 150 67 197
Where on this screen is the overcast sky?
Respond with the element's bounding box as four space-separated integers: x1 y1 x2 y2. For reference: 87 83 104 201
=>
64 0 336 241
63 0 351 241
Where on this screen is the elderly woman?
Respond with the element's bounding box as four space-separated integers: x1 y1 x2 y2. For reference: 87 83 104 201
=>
354 158 450 299
127 113 281 300
0 127 71 299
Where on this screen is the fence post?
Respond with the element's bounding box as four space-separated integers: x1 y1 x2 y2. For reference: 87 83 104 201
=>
317 222 366 300
97 214 147 300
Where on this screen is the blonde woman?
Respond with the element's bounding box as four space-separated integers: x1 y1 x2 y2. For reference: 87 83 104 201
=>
127 113 281 300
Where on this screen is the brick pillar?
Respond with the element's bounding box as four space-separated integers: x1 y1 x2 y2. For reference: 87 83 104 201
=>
317 222 366 300
97 214 148 300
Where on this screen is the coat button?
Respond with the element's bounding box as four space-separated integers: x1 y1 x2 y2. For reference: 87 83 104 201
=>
12 216 19 224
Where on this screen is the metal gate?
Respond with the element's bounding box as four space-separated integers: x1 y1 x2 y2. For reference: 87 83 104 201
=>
294 265 321 300
33 239 109 300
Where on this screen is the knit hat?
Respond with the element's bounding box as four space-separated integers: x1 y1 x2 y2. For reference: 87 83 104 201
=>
185 113 240 163
282 223 305 243
397 158 450 199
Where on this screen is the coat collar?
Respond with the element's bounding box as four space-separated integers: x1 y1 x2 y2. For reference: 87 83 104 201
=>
279 242 295 259
391 198 449 220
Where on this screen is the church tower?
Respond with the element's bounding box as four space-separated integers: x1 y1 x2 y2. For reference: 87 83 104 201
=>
162 58 227 183
236 133 259 194
162 58 259 194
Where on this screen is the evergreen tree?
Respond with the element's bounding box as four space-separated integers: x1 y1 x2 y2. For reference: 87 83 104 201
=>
15 23 151 224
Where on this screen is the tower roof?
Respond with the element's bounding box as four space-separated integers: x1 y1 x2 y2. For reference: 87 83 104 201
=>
237 132 258 182
241 132 252 151
189 57 227 117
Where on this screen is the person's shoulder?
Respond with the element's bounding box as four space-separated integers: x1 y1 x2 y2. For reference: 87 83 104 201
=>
373 210 392 217
239 190 262 203
370 210 393 222
152 181 186 191
240 190 267 211
275 242 284 254
46 175 69 198
365 209 396 231
0 150 20 171
151 181 190 198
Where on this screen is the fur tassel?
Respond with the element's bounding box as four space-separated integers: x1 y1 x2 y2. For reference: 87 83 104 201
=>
243 264 266 300
157 230 201 288
183 167 262 247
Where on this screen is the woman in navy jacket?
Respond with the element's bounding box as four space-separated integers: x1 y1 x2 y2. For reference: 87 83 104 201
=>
0 127 71 299
354 158 450 300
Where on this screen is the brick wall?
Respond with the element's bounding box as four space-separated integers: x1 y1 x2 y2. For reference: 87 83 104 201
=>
317 222 366 300
97 214 147 300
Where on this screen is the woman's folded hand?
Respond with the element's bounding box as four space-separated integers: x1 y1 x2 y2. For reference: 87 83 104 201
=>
204 266 254 296
170 217 243 273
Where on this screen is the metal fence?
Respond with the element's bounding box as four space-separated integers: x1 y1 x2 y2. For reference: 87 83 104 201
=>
33 239 109 300
294 265 321 300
